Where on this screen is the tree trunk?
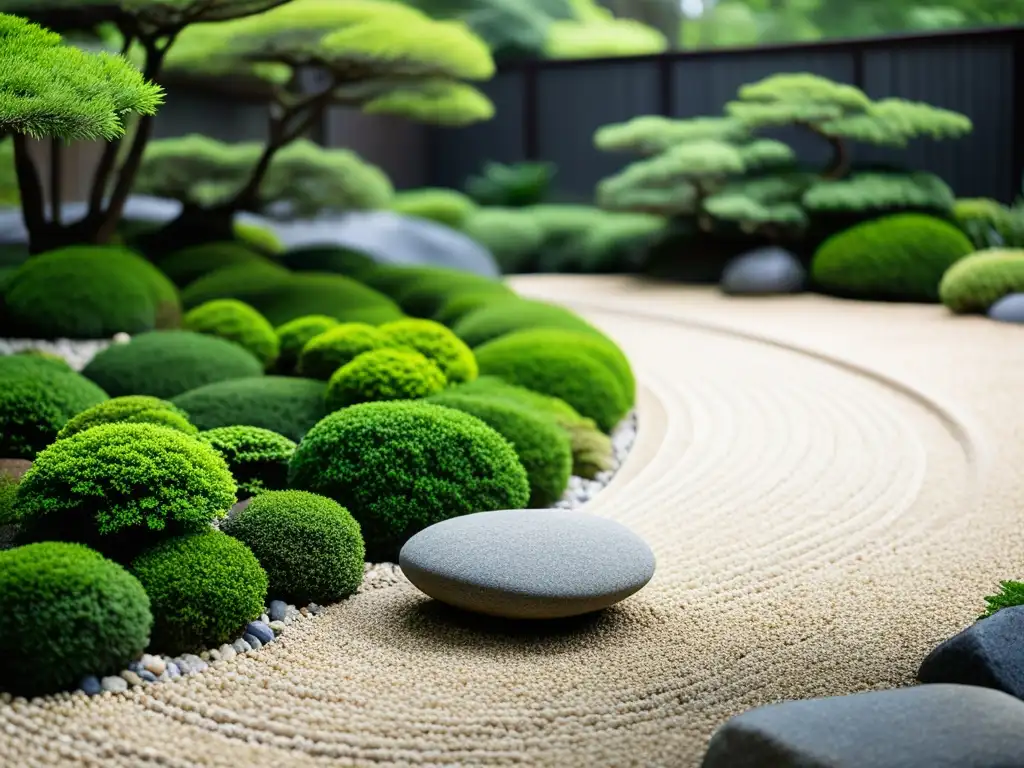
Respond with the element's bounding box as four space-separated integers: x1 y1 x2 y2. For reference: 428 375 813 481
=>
821 134 850 179
133 203 236 259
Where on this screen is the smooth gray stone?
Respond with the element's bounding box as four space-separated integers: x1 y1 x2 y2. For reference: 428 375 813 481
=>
701 683 1024 768
988 293 1024 324
720 246 806 295
399 509 655 619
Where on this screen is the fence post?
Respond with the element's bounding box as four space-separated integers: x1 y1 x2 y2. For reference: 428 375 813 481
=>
1013 30 1024 200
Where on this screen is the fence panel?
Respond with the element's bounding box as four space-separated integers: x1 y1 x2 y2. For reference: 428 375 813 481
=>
535 61 662 201
153 87 270 142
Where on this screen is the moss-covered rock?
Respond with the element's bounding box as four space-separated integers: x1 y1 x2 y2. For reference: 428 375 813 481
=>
390 187 477 228
452 298 601 348
183 299 279 369
939 249 1024 313
200 425 296 498
156 241 276 288
296 323 388 380
277 245 376 278
57 395 197 440
325 348 447 410
378 318 478 384
274 315 339 374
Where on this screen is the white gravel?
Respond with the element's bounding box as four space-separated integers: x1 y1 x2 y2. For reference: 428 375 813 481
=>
0 335 128 371
555 410 638 510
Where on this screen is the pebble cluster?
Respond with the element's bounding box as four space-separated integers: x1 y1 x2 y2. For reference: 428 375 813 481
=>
0 335 127 371
555 411 638 511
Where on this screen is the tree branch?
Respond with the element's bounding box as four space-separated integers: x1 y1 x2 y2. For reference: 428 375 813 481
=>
12 135 48 239
88 28 137 216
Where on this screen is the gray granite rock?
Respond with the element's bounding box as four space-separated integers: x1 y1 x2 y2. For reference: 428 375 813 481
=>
918 606 1024 698
79 676 102 696
720 246 806 295
245 620 275 645
100 676 127 693
701 683 1024 768
399 508 656 619
268 600 289 623
988 293 1024 324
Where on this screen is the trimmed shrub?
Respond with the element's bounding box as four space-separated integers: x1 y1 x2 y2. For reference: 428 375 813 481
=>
274 314 339 374
180 261 291 307
12 423 236 560
183 299 280 369
574 213 665 273
939 249 1024 313
277 245 376 277
171 376 328 443
452 298 602 349
390 187 477 228
433 291 505 326
461 208 545 273
234 221 284 255
130 530 268 655
0 354 108 459
378 318 478 384
15 348 69 366
288 401 530 560
82 330 264 400
224 490 364 605
325 348 447 410
2 245 181 339
426 391 572 506
474 332 630 432
156 242 275 288
0 469 18 526
0 542 152 696
811 214 975 301
296 322 388 380
200 426 296 498
359 266 504 317
58 395 197 440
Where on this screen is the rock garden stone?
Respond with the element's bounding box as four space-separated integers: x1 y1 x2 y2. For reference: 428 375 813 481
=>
988 293 1024 324
100 676 128 693
120 670 143 687
701 683 1024 768
918 605 1024 698
245 620 275 645
398 508 656 620
269 620 287 634
79 676 101 696
720 247 806 295
268 600 289 622
138 670 158 683
0 458 32 481
243 633 262 649
217 644 237 661
232 639 252 654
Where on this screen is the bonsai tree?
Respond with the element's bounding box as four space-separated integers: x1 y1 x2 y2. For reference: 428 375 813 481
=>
150 0 496 247
135 134 394 219
0 0 292 252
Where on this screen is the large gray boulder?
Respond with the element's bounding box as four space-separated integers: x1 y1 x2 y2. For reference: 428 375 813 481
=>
0 196 185 244
701 683 1024 768
720 246 806 295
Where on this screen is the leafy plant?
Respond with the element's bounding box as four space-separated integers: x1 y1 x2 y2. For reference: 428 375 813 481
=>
979 580 1024 620
464 161 557 207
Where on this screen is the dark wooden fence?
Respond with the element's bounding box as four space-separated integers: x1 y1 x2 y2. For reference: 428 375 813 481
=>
426 26 1024 204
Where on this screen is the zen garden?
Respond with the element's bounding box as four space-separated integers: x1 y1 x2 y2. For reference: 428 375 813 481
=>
1 1 1024 766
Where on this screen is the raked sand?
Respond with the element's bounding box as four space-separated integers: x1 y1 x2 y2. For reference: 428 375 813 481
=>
3 275 1024 767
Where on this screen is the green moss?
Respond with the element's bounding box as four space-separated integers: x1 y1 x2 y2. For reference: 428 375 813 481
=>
12 423 236 560
274 314 339 374
58 395 197 440
473 331 630 432
171 376 328 443
451 298 602 348
433 291 504 326
938 249 1024 314
233 221 284 255
288 401 530 560
0 542 152 696
200 426 296 498
277 245 376 277
157 242 277 288
378 318 477 384
224 490 364 605
0 354 108 459
82 330 264 400
811 213 974 302
296 322 388 380
179 261 292 307
0 470 18 526
980 580 1024 619
183 299 280 369
3 245 182 339
14 348 69 367
131 530 267 655
390 187 477 228
426 391 571 506
393 271 514 319
326 348 447 410
460 207 545 273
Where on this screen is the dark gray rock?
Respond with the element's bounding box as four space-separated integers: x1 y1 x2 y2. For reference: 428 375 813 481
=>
268 600 289 623
138 670 158 683
79 676 102 696
918 606 1024 698
398 508 656 619
701 683 1024 768
165 661 181 679
245 620 275 645
242 632 262 650
988 293 1024 324
720 246 806 295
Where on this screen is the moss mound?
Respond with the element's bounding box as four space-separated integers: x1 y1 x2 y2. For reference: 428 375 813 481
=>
15 348 69 366
200 425 296 498
390 187 477 228
171 376 328 443
296 322 388 380
474 332 630 433
452 298 601 348
183 299 280 369
288 401 530 560
58 395 197 440
233 221 284 255
393 271 514 319
426 391 572 506
433 291 504 326
811 214 974 301
274 315 339 374
13 422 236 559
938 249 1024 313
131 530 267 655
179 261 292 307
378 318 478 384
2 245 182 339
156 242 276 288
224 490 365 605
82 330 264 400
0 542 152 696
278 245 376 277
0 354 108 459
326 348 447 410
0 468 20 526
461 208 545 273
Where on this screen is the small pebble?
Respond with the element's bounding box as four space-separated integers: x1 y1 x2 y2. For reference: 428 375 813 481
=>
299 607 310 617
79 676 102 696
232 639 251 654
138 670 157 683
268 620 286 635
307 603 323 615
142 655 166 676
101 676 128 693
245 620 275 645
127 661 145 674
208 650 221 662
268 600 289 622
242 633 262 650
260 613 270 624
120 670 143 687
217 644 237 661
165 661 181 679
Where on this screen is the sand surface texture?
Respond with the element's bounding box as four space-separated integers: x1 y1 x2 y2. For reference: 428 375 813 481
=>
3 275 1023 768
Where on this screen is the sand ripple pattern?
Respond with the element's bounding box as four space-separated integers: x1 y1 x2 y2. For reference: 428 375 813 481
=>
5 277 1023 768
